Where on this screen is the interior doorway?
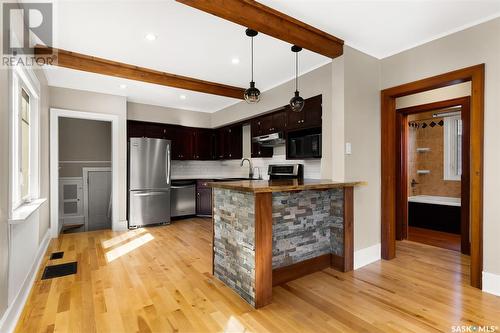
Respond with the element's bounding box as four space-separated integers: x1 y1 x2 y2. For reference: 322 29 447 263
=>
50 108 119 237
381 64 484 289
58 118 112 233
397 97 470 254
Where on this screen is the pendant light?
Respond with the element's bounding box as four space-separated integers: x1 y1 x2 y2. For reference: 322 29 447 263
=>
290 45 305 112
244 28 261 103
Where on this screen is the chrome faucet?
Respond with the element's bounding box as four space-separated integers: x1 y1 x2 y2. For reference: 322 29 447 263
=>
241 158 254 179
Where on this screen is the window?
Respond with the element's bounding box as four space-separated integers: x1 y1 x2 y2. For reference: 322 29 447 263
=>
20 89 30 199
11 65 40 209
443 115 462 181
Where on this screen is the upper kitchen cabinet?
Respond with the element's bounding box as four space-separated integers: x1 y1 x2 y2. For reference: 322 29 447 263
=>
127 121 145 138
193 128 216 160
217 124 243 160
251 109 287 136
286 95 322 130
168 126 194 160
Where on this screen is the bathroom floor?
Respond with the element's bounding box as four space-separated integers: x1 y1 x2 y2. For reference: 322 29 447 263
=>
408 226 461 252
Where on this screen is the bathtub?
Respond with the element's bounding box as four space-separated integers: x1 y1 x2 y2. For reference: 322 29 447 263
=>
408 195 461 233
408 195 461 207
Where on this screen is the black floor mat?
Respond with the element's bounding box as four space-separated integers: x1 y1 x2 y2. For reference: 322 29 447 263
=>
41 262 77 280
49 252 64 260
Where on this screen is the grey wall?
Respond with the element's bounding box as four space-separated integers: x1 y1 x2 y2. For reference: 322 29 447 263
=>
127 102 211 128
58 118 111 177
211 62 344 181
381 17 500 276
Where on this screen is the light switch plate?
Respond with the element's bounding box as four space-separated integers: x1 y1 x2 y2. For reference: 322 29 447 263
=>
345 142 352 155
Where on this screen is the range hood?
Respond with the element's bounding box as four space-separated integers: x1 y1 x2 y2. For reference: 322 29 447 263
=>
252 132 285 147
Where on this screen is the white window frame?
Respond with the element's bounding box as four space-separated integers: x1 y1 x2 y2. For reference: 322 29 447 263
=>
443 115 462 181
9 64 41 211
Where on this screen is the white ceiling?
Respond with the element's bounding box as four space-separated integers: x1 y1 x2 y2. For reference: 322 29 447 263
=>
258 0 500 59
45 0 500 113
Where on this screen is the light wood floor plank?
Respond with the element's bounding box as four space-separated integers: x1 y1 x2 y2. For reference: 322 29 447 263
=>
15 218 500 332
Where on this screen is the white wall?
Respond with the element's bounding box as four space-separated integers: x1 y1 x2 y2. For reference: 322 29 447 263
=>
127 102 211 128
343 47 381 251
396 82 471 109
49 87 128 225
381 18 500 277
0 52 10 321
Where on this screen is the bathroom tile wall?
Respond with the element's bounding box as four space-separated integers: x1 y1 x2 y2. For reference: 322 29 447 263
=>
408 111 461 198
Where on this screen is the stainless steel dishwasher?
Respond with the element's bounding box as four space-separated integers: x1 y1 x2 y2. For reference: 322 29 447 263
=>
170 180 196 217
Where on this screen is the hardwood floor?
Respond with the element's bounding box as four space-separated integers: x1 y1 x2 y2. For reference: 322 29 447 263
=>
408 226 461 252
16 218 500 332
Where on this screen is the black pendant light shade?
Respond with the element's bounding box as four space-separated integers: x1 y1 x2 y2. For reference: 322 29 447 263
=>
244 28 261 103
290 45 304 112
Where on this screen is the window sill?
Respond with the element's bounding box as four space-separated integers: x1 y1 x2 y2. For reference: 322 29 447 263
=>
9 198 47 225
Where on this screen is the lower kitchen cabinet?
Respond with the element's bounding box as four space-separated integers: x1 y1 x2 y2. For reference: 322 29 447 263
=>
196 180 212 216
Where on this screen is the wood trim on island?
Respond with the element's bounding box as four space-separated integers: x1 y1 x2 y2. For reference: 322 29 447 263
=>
270 187 355 288
254 192 273 308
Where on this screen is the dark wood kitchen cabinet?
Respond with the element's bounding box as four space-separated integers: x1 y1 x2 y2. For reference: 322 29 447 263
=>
216 125 242 160
286 95 322 130
168 126 193 160
196 180 212 216
251 109 287 136
193 128 215 160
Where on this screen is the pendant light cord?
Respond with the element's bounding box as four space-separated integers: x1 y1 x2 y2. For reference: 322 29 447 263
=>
251 36 254 82
295 51 299 92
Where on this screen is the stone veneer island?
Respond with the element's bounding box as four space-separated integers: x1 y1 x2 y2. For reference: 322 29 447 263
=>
209 179 364 308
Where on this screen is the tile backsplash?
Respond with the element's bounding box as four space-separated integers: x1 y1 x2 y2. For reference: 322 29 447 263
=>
171 146 321 180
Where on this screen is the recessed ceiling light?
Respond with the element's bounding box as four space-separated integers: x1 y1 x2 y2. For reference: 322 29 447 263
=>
231 57 240 64
179 94 187 100
145 33 157 41
119 84 127 89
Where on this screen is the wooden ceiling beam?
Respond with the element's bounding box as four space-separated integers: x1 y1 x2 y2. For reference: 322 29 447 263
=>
176 0 344 59
35 46 245 99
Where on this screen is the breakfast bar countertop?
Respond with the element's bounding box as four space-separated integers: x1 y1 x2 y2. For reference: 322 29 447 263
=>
208 179 366 193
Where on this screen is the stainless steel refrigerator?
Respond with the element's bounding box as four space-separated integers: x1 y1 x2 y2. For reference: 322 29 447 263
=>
128 138 171 228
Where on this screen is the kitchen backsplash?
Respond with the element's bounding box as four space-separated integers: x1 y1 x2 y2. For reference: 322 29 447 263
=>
171 146 321 180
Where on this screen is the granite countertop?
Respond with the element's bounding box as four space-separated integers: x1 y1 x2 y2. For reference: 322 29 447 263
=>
208 179 366 193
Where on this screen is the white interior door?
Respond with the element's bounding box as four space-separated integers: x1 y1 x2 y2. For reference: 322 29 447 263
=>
88 170 112 231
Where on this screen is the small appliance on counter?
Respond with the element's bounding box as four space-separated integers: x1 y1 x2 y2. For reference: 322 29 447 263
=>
128 138 171 228
268 164 304 180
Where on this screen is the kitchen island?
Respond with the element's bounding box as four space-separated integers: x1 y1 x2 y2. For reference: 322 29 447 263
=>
209 179 365 308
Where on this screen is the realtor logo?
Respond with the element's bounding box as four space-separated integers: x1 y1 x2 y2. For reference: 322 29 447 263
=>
2 2 56 67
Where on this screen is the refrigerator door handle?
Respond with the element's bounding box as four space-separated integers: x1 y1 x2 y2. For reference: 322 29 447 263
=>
166 143 171 185
132 191 169 197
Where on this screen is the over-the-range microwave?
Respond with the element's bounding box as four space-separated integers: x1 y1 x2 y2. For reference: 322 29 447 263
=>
288 133 322 159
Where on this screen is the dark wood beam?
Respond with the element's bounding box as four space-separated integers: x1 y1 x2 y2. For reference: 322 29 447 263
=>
35 46 245 99
175 0 344 59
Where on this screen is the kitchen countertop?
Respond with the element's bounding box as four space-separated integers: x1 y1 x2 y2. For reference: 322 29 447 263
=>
171 177 254 181
208 179 366 193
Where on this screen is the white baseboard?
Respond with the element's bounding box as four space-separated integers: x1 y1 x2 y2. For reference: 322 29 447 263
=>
483 271 500 296
354 243 381 270
0 229 50 333
113 220 128 231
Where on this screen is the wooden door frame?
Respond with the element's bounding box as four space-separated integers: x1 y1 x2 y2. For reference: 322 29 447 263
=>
381 64 484 288
396 97 470 255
